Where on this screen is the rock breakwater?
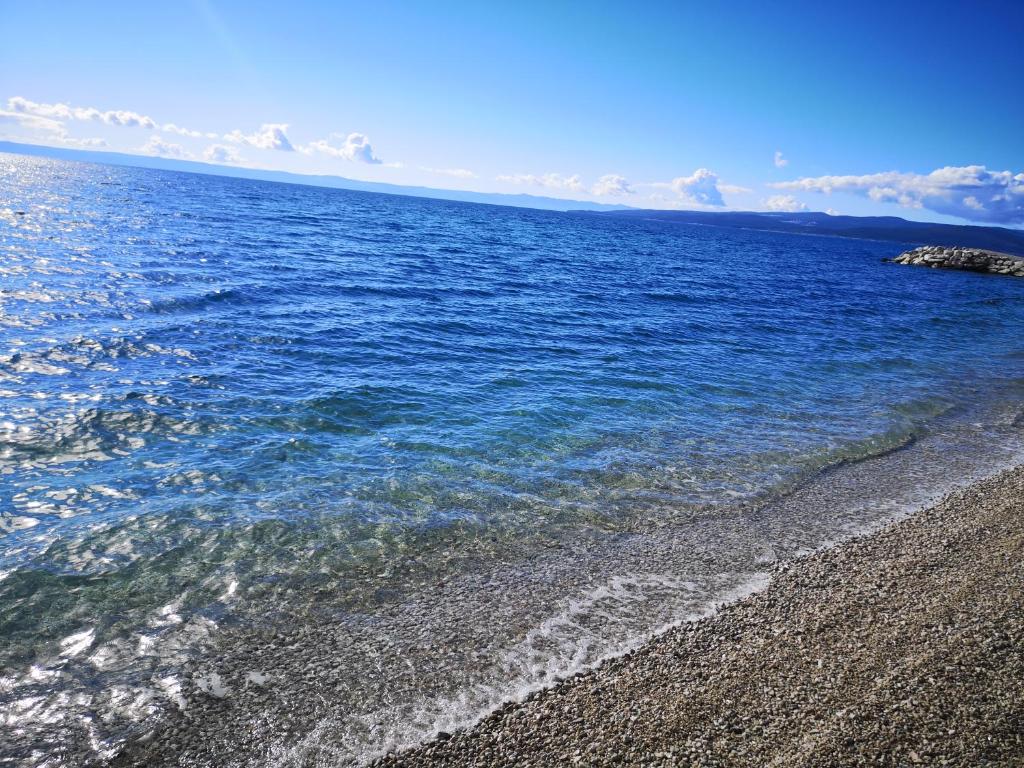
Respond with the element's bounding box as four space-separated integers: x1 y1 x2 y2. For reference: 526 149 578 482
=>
893 245 1024 277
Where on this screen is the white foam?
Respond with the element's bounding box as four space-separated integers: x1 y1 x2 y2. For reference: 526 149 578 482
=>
281 570 770 768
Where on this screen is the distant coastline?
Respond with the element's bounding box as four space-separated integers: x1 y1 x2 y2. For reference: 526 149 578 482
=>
3 141 1023 256
0 141 630 213
589 208 1024 256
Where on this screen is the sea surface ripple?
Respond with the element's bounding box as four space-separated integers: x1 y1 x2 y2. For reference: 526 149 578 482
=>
1 153 1023 765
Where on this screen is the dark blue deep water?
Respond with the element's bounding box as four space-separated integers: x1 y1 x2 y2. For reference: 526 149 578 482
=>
2 153 1024 765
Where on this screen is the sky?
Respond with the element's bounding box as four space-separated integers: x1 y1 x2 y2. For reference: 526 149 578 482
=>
1 0 1022 225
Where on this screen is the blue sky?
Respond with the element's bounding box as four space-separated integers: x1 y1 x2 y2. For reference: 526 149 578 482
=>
1 0 1022 224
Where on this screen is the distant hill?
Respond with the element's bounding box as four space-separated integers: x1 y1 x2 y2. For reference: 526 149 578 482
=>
589 209 1024 256
0 141 631 213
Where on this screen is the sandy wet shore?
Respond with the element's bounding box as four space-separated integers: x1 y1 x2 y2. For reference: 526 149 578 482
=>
374 465 1024 767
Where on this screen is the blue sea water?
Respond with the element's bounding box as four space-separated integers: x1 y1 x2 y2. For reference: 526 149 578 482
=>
2 153 1024 765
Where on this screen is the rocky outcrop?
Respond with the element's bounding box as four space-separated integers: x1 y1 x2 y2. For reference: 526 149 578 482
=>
892 245 1024 277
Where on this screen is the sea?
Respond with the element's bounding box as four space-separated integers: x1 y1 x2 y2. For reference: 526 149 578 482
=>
2 152 1023 766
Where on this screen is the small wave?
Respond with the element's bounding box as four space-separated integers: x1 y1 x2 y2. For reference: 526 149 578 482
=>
331 283 498 301
142 287 257 314
0 336 196 381
0 404 205 466
247 387 436 436
643 291 699 304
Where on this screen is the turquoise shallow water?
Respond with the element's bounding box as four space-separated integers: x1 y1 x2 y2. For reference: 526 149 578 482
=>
2 152 1024 764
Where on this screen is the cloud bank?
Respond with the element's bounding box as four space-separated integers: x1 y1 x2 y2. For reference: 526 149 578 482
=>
0 109 66 136
499 172 640 198
9 96 158 129
4 96 211 146
497 173 585 192
0 107 107 148
5 94 390 169
163 123 209 139
772 166 1024 224
5 94 391 170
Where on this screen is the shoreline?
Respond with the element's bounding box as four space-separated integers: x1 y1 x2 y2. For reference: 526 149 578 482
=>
373 465 1024 767
103 409 1024 768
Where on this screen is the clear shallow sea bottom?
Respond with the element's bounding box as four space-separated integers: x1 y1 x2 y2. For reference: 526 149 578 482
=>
1 153 1023 765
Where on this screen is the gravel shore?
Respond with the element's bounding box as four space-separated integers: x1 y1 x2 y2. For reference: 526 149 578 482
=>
375 465 1024 767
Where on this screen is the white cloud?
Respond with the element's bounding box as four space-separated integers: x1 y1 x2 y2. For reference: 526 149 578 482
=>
5 96 216 142
5 94 400 169
497 173 585 192
591 174 633 196
826 207 841 216
668 168 726 206
0 109 106 148
203 144 242 164
224 123 294 151
7 97 70 120
141 136 190 158
163 123 203 138
420 166 477 178
9 96 158 129
771 165 1024 224
101 110 157 129
303 132 381 164
774 150 788 168
764 194 807 212
0 109 66 135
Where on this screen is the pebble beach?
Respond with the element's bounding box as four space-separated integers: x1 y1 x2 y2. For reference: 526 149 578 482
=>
374 465 1024 767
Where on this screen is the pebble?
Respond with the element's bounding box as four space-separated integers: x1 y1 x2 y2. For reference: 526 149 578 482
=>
370 466 1024 767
